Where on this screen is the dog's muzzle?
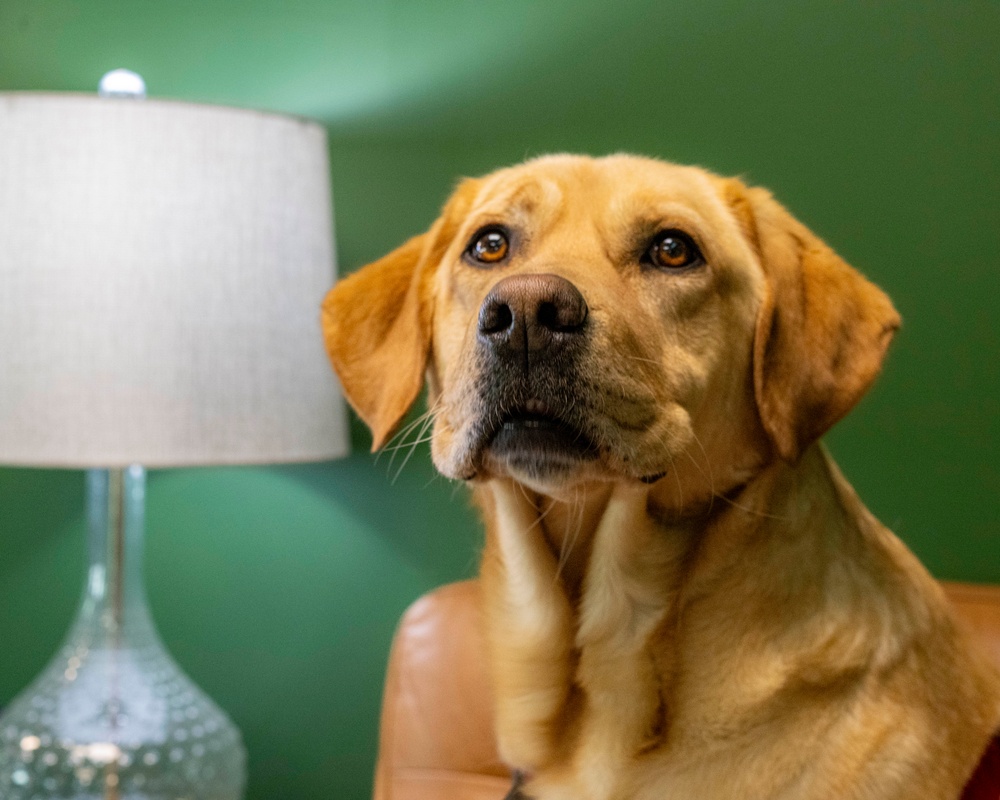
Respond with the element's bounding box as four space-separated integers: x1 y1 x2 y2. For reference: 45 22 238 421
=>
471 273 598 481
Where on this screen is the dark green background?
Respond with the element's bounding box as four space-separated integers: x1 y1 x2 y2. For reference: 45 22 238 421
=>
1 2 998 798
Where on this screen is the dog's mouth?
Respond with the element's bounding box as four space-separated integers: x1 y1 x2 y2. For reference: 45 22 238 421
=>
491 410 597 458
477 399 599 482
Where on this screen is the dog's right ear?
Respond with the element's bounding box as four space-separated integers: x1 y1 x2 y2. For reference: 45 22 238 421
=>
321 233 434 451
321 179 480 451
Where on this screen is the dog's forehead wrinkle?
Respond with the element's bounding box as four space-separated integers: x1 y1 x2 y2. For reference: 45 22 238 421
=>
470 172 564 229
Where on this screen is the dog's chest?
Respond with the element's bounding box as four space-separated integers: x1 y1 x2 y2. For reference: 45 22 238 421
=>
562 515 689 797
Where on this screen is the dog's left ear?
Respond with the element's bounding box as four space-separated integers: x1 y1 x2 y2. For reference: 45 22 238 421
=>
718 178 901 463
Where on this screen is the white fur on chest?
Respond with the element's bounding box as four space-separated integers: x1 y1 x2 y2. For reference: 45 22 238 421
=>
489 482 687 800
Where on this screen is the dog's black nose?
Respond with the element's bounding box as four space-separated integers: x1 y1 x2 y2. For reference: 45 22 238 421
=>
478 273 588 360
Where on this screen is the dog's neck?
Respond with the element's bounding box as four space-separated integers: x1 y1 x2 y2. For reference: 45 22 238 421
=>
476 446 776 606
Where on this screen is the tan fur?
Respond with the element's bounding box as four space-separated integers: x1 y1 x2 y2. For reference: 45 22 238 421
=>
322 154 1000 799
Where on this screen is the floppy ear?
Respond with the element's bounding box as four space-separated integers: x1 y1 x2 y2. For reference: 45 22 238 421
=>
321 233 434 451
720 179 901 463
321 179 480 451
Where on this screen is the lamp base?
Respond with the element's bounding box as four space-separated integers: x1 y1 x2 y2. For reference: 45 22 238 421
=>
0 467 245 800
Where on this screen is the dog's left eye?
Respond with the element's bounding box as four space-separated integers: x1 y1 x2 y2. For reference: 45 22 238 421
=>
645 230 703 270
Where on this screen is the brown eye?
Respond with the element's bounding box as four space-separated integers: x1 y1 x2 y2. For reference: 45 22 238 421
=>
469 228 509 264
647 230 702 270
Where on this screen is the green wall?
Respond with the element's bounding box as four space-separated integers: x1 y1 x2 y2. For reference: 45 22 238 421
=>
2 2 998 798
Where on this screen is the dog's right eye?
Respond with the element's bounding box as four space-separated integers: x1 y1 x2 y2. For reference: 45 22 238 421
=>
467 228 510 265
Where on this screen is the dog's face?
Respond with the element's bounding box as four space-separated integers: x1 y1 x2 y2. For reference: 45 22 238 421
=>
427 156 765 492
323 155 899 503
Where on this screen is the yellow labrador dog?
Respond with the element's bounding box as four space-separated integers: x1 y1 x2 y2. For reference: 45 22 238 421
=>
322 155 1000 799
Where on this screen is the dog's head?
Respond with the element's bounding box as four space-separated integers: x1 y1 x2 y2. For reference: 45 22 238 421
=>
323 155 899 503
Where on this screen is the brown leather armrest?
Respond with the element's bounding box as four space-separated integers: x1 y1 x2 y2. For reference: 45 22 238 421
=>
374 581 510 800
942 581 1000 667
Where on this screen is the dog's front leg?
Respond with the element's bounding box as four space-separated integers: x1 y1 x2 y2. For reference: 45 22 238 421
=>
480 480 576 772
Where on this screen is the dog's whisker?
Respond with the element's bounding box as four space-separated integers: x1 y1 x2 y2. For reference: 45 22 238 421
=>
383 399 442 480
381 432 435 453
555 487 585 583
707 492 792 522
524 491 556 544
623 355 661 366
388 435 436 464
378 404 436 452
390 443 426 484
390 412 439 483
420 468 460 492
684 432 716 516
378 410 435 471
668 452 685 512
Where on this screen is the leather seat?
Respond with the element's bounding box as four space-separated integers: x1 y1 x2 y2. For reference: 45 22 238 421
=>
373 579 1000 800
373 581 508 800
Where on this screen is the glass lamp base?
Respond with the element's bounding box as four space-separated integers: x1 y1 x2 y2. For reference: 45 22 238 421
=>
0 467 246 800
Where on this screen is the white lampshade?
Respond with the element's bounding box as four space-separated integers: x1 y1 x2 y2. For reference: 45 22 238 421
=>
0 92 348 467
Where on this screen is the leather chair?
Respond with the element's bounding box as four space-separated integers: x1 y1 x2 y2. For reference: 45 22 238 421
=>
373 580 1000 800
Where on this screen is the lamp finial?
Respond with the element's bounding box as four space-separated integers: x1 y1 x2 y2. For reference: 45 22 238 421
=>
98 69 146 99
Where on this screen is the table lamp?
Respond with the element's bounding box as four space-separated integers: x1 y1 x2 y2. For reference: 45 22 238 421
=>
0 71 348 799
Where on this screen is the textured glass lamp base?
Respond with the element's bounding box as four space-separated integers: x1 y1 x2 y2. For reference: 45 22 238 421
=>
0 468 246 800
0 646 245 800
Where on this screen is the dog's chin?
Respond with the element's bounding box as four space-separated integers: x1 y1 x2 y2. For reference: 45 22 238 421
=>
440 410 673 491
476 415 599 491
